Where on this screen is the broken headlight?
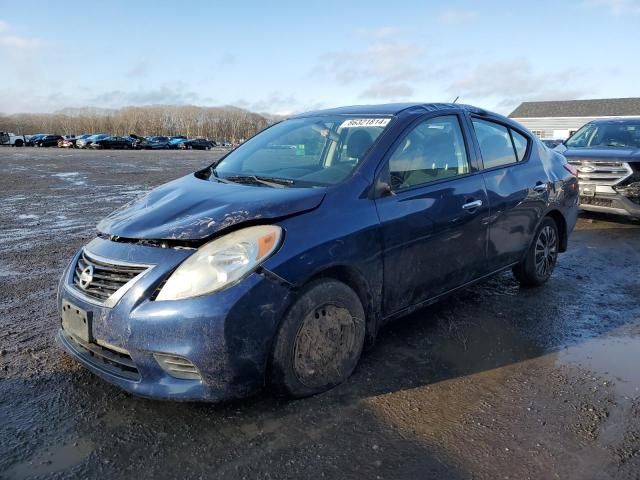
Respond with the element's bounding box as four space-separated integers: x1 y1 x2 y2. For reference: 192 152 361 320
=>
156 225 282 301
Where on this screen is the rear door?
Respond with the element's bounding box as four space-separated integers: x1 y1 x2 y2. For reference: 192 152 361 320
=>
469 117 547 270
375 113 489 316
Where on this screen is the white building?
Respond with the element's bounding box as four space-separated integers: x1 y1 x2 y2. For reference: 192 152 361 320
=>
509 97 640 140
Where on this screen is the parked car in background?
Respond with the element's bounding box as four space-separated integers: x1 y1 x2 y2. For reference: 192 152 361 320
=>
59 134 91 148
89 136 134 150
556 118 640 220
26 134 47 146
57 102 579 402
33 135 64 147
0 132 28 147
542 139 563 149
127 134 144 149
178 138 215 150
76 134 109 149
0 132 29 147
168 137 188 149
136 136 171 149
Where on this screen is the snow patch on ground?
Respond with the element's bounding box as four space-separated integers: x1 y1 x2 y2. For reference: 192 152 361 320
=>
52 172 87 186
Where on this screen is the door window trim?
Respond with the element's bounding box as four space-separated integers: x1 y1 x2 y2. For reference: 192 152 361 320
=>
469 115 532 172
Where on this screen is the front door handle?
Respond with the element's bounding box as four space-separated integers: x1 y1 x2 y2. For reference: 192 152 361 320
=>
533 182 547 192
462 199 483 210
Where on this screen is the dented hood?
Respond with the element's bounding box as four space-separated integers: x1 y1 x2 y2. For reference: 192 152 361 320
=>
562 147 640 162
97 173 326 241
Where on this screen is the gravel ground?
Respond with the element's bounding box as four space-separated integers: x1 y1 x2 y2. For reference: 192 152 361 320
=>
1 147 639 480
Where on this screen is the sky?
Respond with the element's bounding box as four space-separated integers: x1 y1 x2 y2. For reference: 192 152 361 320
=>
1 0 639 116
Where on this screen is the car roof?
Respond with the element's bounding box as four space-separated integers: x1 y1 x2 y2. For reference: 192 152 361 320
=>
291 102 488 118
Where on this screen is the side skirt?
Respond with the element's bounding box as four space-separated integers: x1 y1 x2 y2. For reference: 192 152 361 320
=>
382 262 520 323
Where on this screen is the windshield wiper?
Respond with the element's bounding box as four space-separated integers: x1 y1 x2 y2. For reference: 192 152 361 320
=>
210 167 295 188
223 175 293 188
210 168 236 184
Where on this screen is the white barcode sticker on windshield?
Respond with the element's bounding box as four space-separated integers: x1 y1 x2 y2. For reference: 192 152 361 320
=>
339 118 391 129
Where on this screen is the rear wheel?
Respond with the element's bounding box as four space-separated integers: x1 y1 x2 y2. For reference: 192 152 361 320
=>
270 279 366 398
14 139 23 147
513 217 559 287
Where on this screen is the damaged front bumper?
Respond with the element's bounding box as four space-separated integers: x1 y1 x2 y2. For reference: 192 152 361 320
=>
579 181 640 218
56 237 293 401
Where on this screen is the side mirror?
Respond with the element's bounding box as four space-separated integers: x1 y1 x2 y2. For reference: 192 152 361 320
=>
376 180 396 198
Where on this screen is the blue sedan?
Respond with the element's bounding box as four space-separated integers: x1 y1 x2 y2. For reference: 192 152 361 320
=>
57 103 579 401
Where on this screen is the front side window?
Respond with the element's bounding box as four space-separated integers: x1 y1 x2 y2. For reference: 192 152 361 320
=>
213 116 390 187
387 115 470 190
472 119 527 168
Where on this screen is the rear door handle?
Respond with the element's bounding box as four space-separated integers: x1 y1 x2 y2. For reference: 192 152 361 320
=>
533 182 547 192
462 199 483 210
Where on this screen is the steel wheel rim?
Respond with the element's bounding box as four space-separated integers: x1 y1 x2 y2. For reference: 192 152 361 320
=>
293 304 358 388
534 225 557 277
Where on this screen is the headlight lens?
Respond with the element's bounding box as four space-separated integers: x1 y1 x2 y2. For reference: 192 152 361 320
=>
156 225 282 301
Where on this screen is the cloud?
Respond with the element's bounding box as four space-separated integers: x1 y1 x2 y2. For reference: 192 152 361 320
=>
355 26 407 40
238 92 297 113
435 8 479 25
220 52 236 65
0 20 46 50
310 31 424 101
125 60 150 78
448 59 591 112
90 83 210 107
359 82 414 99
587 0 640 15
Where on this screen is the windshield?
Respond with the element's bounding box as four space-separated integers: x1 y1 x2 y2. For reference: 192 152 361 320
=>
565 122 640 149
213 116 391 186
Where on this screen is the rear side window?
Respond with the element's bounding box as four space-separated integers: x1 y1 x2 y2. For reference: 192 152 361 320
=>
472 119 529 168
511 130 528 161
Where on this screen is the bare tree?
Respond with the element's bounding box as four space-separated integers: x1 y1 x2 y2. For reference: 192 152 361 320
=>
0 105 279 142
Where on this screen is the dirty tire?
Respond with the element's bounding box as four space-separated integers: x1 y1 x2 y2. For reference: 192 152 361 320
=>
513 216 559 287
270 279 366 398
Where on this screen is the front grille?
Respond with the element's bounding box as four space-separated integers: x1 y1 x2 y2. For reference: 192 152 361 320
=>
62 331 140 380
568 159 632 186
72 250 149 304
580 196 614 207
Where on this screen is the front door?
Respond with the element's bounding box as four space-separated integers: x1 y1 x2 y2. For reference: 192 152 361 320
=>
375 114 489 316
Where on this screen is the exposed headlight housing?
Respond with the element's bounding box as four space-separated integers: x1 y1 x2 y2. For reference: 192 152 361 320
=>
156 225 282 301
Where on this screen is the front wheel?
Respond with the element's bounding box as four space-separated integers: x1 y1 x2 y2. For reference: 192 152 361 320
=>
513 217 559 287
270 279 366 398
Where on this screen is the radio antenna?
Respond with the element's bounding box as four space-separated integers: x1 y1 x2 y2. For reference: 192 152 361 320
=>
452 96 459 104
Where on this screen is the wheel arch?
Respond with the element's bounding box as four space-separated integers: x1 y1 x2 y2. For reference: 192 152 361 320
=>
545 209 568 252
304 264 381 348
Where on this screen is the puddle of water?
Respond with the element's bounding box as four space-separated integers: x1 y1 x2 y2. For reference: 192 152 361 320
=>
3 437 94 479
557 327 640 398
